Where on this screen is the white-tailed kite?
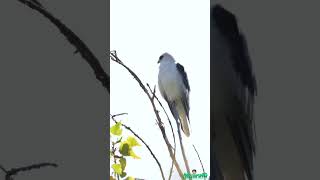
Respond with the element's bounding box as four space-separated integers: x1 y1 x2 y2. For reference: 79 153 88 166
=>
212 5 257 180
158 53 191 137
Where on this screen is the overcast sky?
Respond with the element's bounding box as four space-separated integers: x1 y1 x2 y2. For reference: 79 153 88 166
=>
110 0 210 179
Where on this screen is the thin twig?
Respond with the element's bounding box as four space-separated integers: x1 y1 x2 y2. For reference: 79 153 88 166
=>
110 51 184 178
110 139 119 180
110 114 165 180
192 144 205 173
111 113 128 118
16 0 109 92
176 121 191 174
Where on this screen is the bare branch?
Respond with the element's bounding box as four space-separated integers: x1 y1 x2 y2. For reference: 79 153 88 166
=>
111 113 128 118
192 144 205 173
0 165 7 173
110 114 165 180
110 51 184 178
2 162 58 180
146 84 177 179
110 52 149 97
176 121 191 174
16 0 109 92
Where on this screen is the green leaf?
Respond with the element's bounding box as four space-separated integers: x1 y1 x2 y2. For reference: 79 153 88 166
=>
120 157 126 171
120 171 127 178
112 164 122 175
126 177 135 180
110 122 122 136
129 149 141 159
119 143 130 156
126 136 141 147
120 140 141 159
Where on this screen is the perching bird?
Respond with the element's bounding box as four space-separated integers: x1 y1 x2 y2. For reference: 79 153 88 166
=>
212 4 257 180
158 53 191 137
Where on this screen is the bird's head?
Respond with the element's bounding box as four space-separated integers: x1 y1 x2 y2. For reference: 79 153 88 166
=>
158 52 175 64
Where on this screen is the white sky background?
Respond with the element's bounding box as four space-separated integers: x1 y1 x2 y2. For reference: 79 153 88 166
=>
110 0 210 179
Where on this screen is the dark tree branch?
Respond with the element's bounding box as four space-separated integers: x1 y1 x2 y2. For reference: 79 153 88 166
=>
111 113 128 118
1 163 58 180
30 0 43 8
110 51 184 178
0 164 7 173
192 144 205 173
16 0 109 92
110 114 165 180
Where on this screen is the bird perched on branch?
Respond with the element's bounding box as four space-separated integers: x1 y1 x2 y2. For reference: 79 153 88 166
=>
212 4 257 180
158 53 191 137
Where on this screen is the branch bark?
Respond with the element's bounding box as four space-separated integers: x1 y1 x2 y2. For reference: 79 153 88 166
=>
1 163 58 180
16 0 109 92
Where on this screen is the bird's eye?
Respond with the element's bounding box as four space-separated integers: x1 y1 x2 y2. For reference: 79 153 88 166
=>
158 55 164 63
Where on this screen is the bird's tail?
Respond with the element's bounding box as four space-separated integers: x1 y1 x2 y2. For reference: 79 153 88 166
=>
177 101 191 137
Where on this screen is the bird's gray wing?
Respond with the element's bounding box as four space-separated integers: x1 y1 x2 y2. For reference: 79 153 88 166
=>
158 80 179 120
212 4 257 180
176 63 190 120
176 63 190 91
212 5 257 95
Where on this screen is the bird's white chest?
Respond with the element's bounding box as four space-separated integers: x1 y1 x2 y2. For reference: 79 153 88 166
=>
158 65 182 101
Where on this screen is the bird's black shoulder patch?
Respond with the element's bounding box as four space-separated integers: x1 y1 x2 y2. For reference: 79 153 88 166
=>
176 63 190 91
212 5 239 43
212 4 257 95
